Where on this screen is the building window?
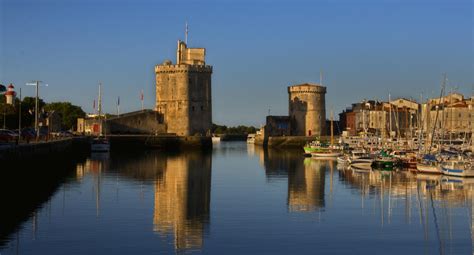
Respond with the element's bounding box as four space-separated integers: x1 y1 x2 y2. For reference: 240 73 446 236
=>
192 106 195 111
201 106 204 111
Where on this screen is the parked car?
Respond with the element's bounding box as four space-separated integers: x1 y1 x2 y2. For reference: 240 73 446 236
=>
21 128 36 140
0 129 16 142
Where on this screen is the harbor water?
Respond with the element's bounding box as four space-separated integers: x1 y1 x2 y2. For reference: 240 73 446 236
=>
0 142 472 254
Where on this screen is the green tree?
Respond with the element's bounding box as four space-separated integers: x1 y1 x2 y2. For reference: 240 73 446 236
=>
44 102 86 130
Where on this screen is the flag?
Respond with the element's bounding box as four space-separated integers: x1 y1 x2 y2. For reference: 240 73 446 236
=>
93 99 96 110
117 96 120 106
140 90 144 101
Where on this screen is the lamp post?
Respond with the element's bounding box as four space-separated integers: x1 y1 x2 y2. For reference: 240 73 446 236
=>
26 81 48 138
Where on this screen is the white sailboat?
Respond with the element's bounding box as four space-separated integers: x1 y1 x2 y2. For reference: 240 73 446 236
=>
91 82 110 152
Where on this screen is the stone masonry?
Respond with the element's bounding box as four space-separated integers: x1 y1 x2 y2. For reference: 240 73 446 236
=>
288 83 326 136
155 41 213 136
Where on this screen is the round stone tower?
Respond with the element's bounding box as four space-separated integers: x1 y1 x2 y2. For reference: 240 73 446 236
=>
288 83 326 136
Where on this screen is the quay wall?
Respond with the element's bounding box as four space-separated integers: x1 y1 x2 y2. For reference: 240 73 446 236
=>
255 135 338 148
109 135 212 150
0 137 89 161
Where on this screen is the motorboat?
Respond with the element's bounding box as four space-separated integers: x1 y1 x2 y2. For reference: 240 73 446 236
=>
441 157 474 177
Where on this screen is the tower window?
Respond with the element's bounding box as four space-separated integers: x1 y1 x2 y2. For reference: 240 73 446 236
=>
201 106 204 111
192 106 195 111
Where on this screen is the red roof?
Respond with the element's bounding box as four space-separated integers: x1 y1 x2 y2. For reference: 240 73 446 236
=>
5 91 16 96
7 83 14 89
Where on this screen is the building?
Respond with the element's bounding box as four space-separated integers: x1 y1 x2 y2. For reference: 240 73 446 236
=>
155 40 213 136
422 93 473 135
77 110 166 135
339 98 421 138
288 83 326 136
264 116 291 137
4 83 16 105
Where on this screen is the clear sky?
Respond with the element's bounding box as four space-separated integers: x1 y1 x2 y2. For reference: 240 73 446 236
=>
1 0 473 126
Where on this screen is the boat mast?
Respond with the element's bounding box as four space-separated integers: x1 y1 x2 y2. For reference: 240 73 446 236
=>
389 93 392 138
428 74 446 153
98 82 103 136
330 109 334 145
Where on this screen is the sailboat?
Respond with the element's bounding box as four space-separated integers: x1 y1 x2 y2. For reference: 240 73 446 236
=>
91 82 110 152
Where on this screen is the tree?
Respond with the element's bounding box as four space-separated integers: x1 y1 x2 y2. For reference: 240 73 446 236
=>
211 123 257 135
44 102 86 130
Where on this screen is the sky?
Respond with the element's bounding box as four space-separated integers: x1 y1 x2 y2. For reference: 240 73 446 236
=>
0 0 473 126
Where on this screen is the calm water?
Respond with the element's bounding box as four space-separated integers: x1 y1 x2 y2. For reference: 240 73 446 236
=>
1 142 473 254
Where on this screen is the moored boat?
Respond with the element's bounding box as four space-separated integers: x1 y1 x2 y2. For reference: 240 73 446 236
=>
91 136 110 152
416 154 441 174
441 158 474 177
311 148 341 158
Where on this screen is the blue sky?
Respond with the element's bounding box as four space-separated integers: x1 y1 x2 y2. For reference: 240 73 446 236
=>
1 0 472 126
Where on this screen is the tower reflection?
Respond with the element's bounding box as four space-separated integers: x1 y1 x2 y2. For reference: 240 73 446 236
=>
256 146 327 212
288 159 326 212
153 151 212 251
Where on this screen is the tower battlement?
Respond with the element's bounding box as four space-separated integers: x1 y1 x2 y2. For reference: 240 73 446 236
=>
155 64 213 74
288 83 326 94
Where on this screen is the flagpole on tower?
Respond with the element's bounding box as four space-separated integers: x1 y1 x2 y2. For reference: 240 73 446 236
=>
117 96 120 117
141 89 144 111
185 21 189 45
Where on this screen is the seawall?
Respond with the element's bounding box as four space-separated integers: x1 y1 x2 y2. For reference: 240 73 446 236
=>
109 135 212 150
255 135 338 148
0 137 89 161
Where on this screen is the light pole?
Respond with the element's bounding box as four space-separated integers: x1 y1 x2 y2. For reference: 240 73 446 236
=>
18 88 21 141
26 81 48 138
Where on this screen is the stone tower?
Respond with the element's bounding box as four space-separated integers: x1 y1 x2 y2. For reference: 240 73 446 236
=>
288 83 326 136
155 41 213 136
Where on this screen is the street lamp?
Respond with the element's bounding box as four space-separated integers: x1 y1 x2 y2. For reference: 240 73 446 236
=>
26 81 48 138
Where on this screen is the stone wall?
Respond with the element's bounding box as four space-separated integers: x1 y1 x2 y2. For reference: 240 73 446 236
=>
155 64 212 136
288 83 326 136
105 110 166 135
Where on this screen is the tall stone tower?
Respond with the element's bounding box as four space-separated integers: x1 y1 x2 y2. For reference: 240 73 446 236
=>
288 83 326 136
155 41 213 136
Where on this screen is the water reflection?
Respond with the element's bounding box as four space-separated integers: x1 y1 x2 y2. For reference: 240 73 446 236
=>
288 159 326 212
255 146 327 212
1 143 473 254
338 167 474 253
153 151 212 251
0 154 87 249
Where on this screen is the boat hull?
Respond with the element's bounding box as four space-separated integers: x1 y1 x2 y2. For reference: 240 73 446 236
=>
441 166 474 177
311 152 341 158
91 143 110 152
416 163 441 174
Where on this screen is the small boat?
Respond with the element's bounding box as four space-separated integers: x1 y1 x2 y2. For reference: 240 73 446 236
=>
416 154 441 174
337 155 349 164
311 150 341 158
372 157 398 170
90 83 110 153
303 140 324 155
350 157 373 169
441 158 474 177
212 136 221 143
246 134 255 144
91 136 110 152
